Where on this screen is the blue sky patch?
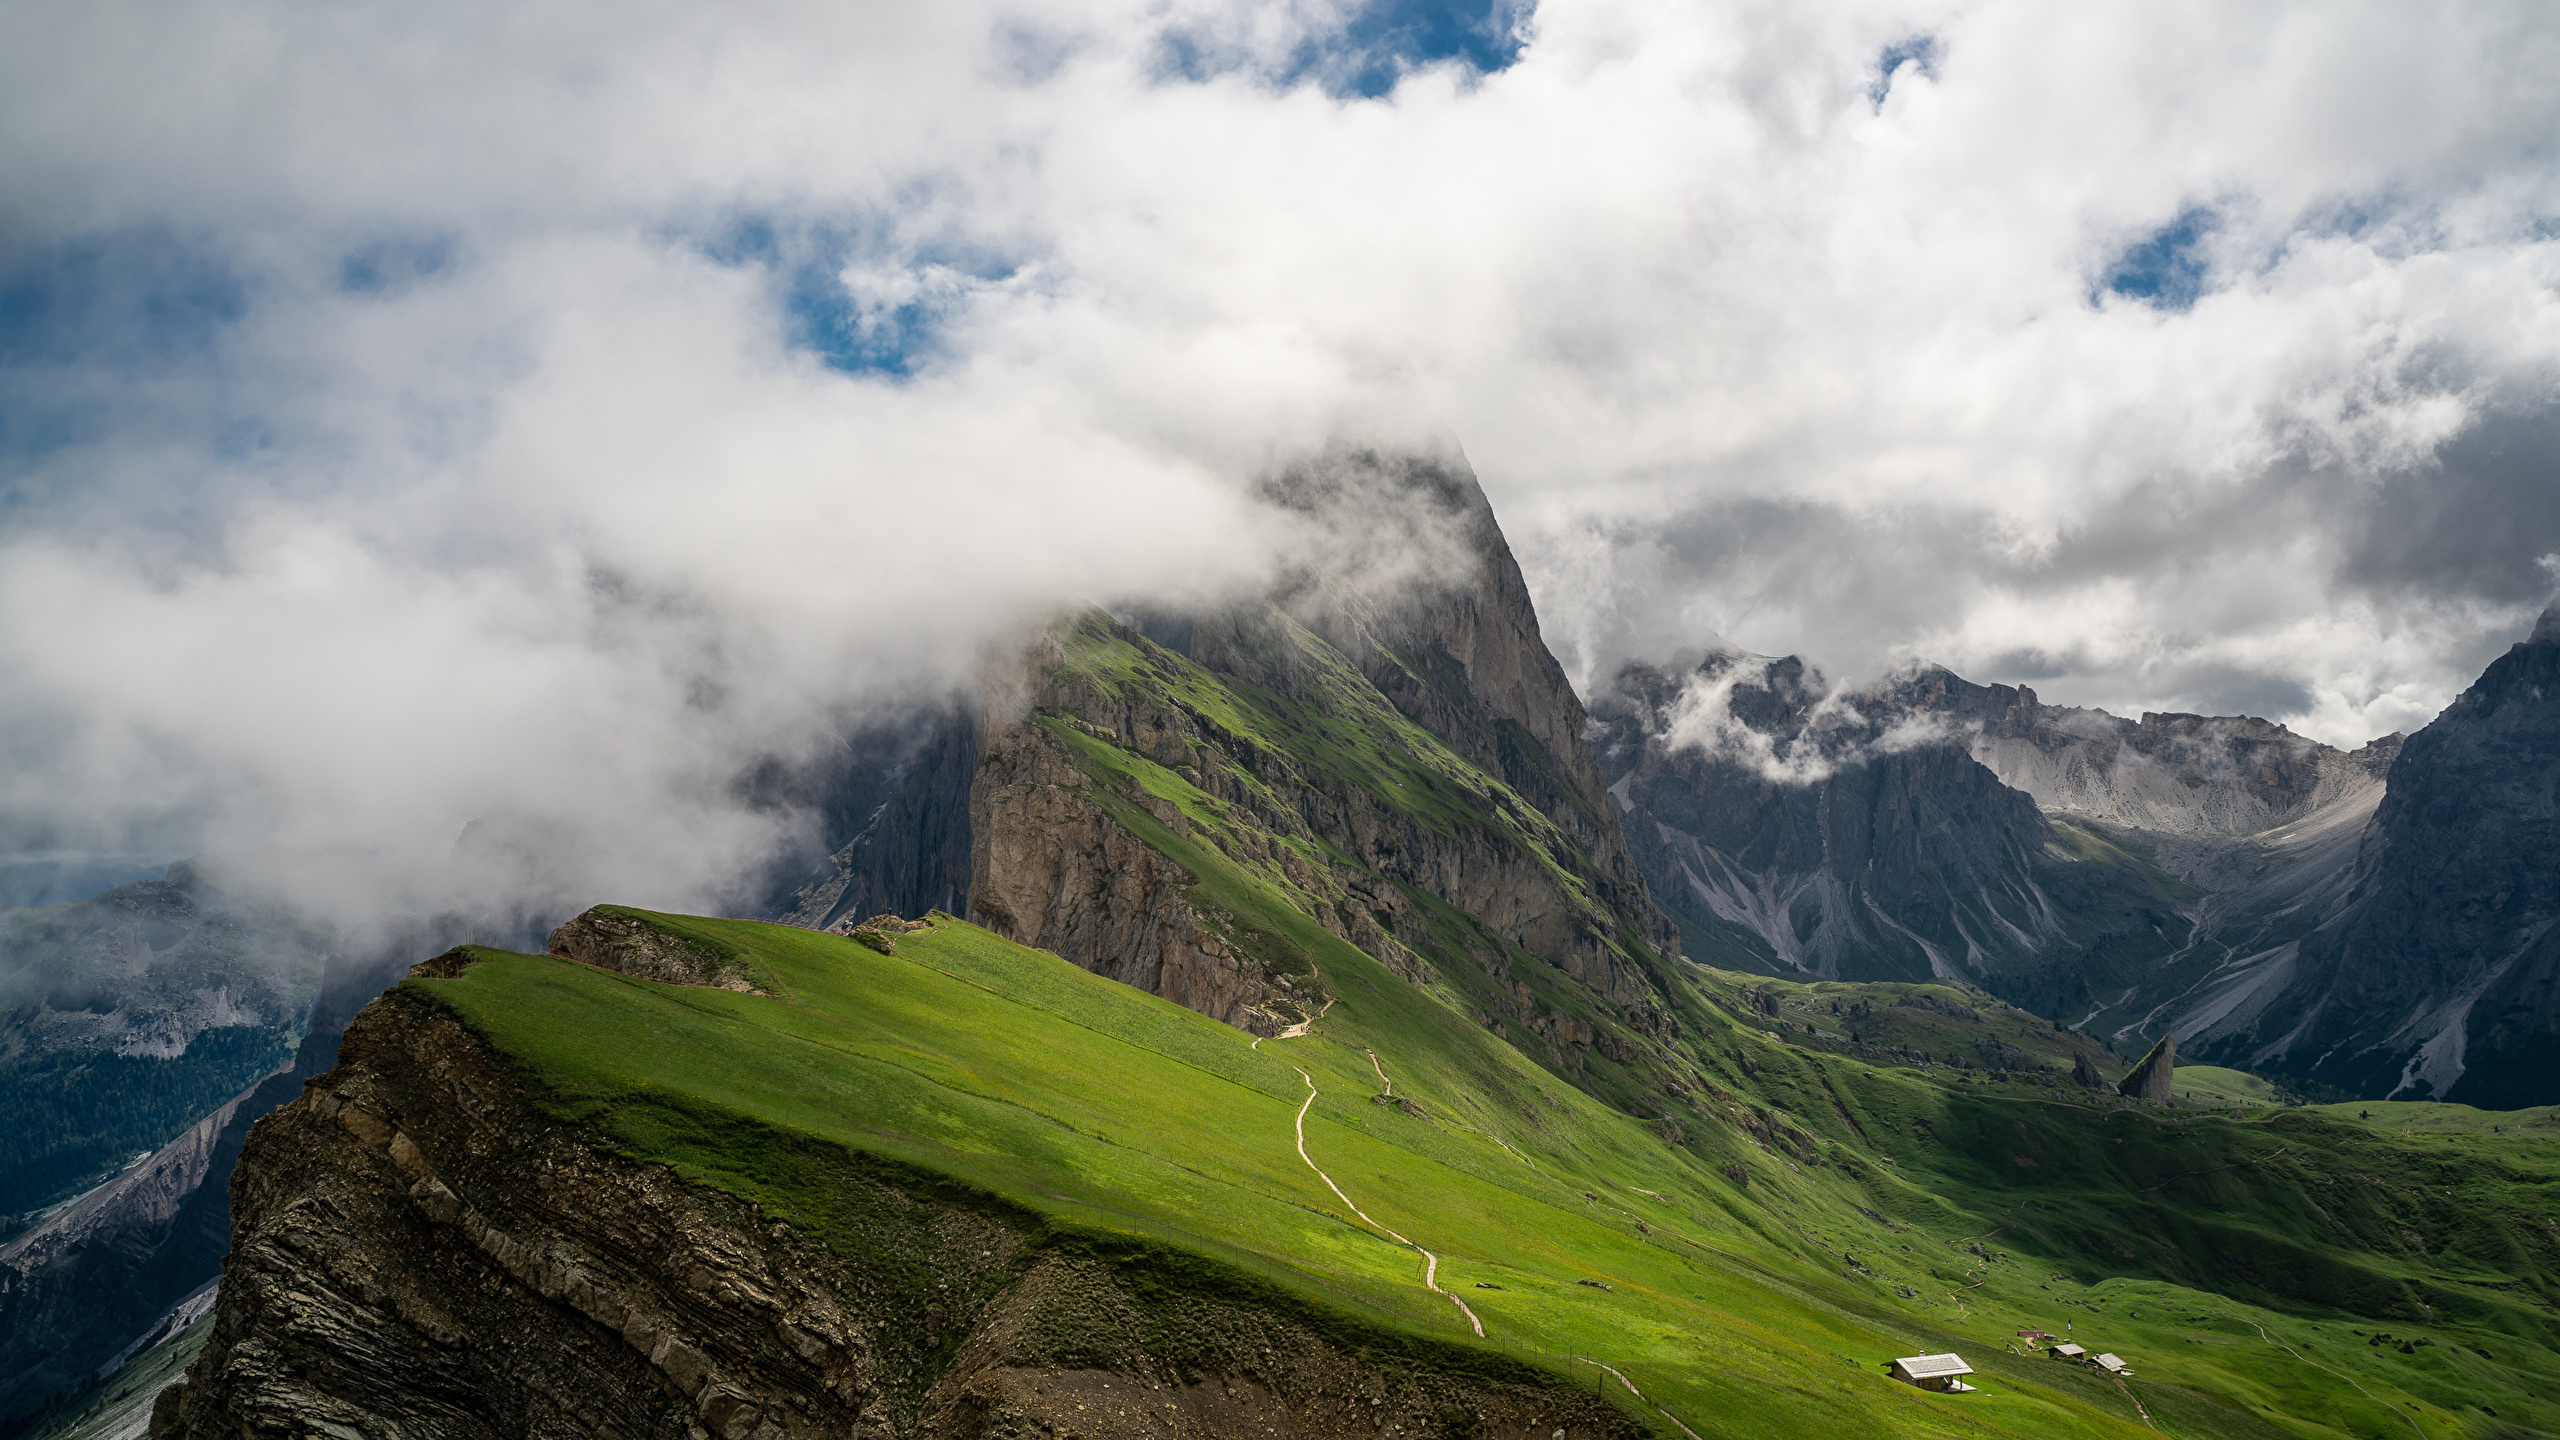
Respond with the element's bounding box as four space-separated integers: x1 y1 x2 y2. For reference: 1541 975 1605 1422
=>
0 230 256 468
696 215 1017 377
1869 34 1937 110
1155 0 1529 99
339 234 457 296
0 230 248 369
2101 207 2218 311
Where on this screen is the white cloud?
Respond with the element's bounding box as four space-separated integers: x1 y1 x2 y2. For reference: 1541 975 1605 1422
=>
4 0 2559 919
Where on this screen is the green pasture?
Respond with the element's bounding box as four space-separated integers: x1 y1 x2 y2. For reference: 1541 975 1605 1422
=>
2169 1067 2288 1107
411 910 2558 1440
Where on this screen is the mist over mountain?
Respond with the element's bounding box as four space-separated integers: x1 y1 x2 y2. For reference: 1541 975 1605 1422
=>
8 2 2560 1431
1587 655 2195 1020
1592 612 2560 1108
103 445 2560 1440
2168 606 2560 1107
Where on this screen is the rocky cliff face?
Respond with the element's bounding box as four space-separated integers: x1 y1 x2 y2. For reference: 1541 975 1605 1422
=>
1589 654 2196 1020
2177 608 2560 1106
771 711 977 933
967 685 1305 1035
791 450 1680 1062
965 595 1675 1043
148 974 1630 1440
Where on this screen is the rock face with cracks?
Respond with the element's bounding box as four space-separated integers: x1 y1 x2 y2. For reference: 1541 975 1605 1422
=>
547 907 768 994
148 970 1636 1440
949 449 1677 1043
969 694 1302 1036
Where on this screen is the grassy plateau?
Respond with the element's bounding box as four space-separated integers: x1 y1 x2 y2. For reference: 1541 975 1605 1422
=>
410 908 2558 1440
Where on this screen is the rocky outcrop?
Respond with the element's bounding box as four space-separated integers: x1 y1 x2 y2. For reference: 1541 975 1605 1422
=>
2116 1035 2175 1102
773 710 978 932
838 914 934 955
928 450 1677 1045
149 981 1635 1440
968 711 1306 1036
548 908 768 994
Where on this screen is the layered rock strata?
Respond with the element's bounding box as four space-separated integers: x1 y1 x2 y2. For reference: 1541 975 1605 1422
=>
793 450 1681 1051
148 975 1633 1440
545 907 770 994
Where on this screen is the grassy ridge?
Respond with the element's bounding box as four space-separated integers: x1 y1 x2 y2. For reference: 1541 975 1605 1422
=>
1015 611 2560 1436
411 913 2559 1440
392 604 2559 1440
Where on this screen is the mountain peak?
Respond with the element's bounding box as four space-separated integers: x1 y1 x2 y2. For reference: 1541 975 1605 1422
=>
2532 600 2560 646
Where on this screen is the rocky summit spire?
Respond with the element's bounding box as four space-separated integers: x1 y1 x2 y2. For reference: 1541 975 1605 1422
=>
2118 1033 2177 1102
2533 600 2560 646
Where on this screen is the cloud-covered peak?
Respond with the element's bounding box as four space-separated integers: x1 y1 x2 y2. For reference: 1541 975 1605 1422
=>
5 0 2560 911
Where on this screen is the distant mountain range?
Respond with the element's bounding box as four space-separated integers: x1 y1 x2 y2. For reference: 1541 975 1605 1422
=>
139 451 2560 1440
1589 609 2560 1108
8 449 2559 1430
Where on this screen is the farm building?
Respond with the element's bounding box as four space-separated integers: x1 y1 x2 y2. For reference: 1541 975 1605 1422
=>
2091 1352 2134 1376
1888 1354 1976 1392
2048 1342 2087 1361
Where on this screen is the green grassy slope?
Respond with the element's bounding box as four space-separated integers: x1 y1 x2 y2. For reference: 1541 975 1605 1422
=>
414 913 2560 1440
1005 611 2560 1437
2169 1068 2289 1107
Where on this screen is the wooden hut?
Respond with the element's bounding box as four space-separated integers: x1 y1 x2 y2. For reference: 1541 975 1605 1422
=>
2091 1352 2134 1376
2047 1342 2087 1362
1888 1354 1976 1392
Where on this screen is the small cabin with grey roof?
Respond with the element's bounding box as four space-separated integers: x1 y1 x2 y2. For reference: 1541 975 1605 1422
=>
1888 1354 1975 1392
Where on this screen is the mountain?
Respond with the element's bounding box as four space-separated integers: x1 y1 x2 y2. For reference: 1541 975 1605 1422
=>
151 911 2560 1440
1590 622 2560 1108
139 455 2560 1438
0 853 518 1433
0 870 327 1227
2163 605 2560 1106
1588 653 2206 1019
776 448 1683 1091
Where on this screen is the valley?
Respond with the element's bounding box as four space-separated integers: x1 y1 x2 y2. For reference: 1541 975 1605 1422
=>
153 910 2560 1439
5 451 2555 1440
